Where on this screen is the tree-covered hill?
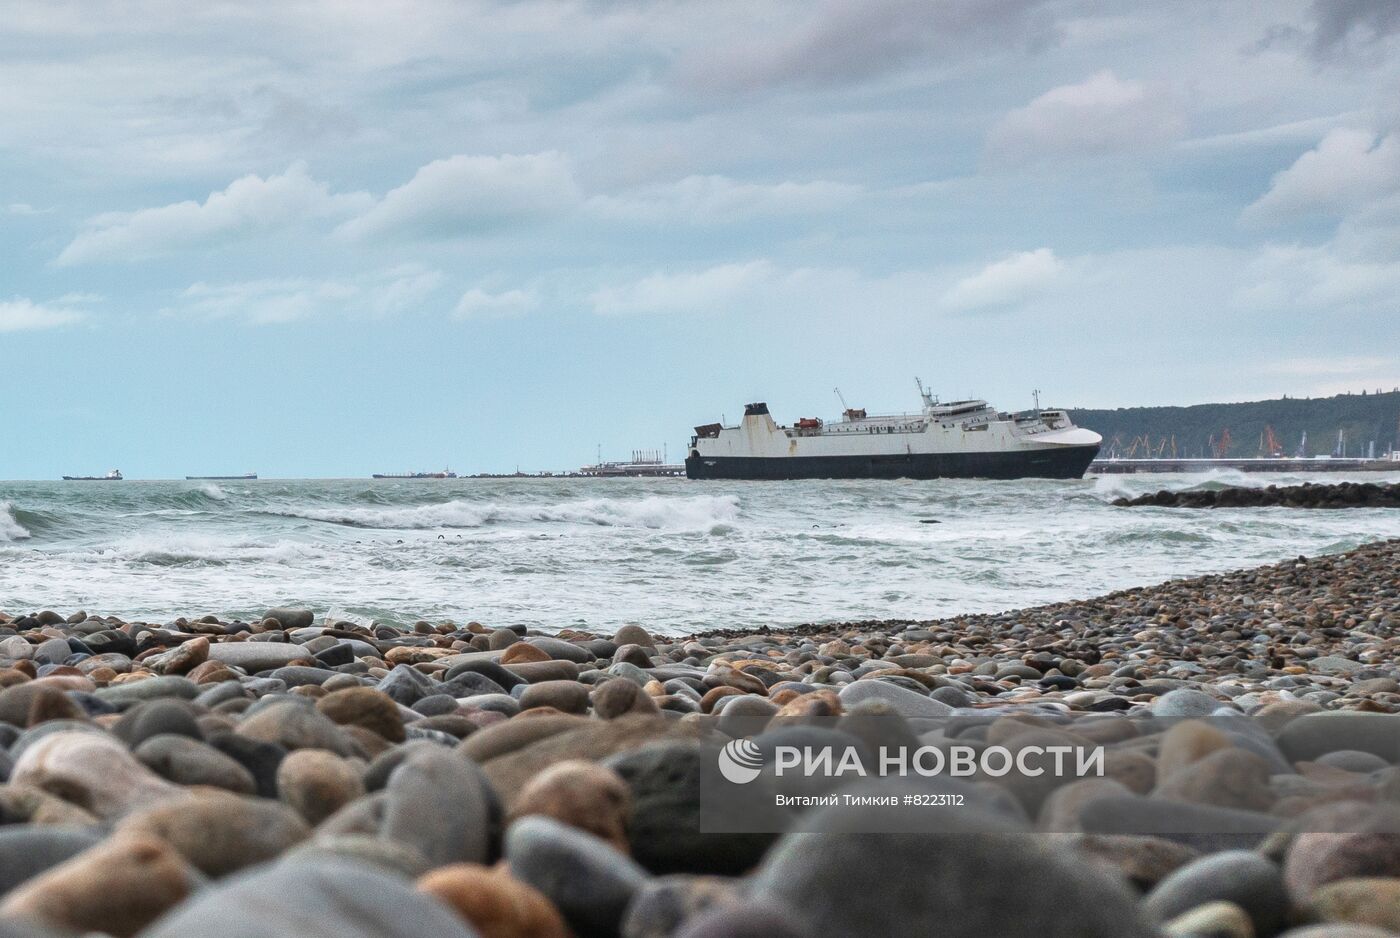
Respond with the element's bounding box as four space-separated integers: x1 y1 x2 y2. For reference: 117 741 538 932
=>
1070 390 1400 459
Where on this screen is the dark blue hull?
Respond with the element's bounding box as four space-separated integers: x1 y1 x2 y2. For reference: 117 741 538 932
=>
684 445 1100 480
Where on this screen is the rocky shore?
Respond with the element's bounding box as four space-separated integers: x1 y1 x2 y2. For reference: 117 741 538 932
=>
1113 479 1400 508
1 538 1399 937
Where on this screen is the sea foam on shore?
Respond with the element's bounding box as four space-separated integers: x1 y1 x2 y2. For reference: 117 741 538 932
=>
1 540 1400 935
3 474 1398 632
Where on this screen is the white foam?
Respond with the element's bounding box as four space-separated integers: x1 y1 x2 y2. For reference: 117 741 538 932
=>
0 502 31 542
90 532 317 566
1090 475 1134 499
278 494 741 532
4 476 1394 634
200 483 228 500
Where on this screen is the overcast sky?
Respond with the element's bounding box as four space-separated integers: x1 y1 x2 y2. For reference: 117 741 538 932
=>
3 0 1399 477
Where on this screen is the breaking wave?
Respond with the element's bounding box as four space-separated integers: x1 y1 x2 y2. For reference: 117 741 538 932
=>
0 502 31 542
270 495 741 532
93 534 315 567
3 474 1393 633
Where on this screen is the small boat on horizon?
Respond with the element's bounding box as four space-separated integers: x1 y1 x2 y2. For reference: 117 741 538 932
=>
62 469 123 481
186 473 258 480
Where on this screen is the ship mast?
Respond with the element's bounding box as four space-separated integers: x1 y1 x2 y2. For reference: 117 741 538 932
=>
915 377 936 409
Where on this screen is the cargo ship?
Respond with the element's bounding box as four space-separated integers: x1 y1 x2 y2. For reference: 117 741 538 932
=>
686 384 1101 480
62 469 123 481
372 468 458 479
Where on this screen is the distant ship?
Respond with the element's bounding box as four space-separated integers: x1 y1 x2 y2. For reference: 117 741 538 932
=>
186 473 257 480
63 469 123 481
686 383 1102 480
579 449 684 478
372 472 456 479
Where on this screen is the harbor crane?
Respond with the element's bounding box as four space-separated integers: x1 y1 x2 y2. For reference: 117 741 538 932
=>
1209 428 1232 459
1259 425 1283 458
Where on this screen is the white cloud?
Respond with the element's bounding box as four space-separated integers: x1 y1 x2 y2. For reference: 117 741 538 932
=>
0 297 84 332
985 71 1185 166
336 152 580 241
941 248 1065 310
453 287 538 320
1175 112 1366 154
589 260 778 315
56 162 371 265
176 278 357 325
590 252 1075 320
1242 129 1400 225
1234 242 1400 311
6 203 45 215
172 264 443 324
364 264 446 317
588 175 862 224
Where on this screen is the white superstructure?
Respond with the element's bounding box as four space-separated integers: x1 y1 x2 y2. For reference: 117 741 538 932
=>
686 385 1102 480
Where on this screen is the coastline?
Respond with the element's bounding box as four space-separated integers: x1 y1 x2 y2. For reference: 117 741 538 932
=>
3 536 1399 710
1 538 1399 936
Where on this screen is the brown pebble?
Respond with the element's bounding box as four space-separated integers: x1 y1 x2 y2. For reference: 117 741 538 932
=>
418 864 569 938
1102 750 1157 795
768 689 843 728
501 643 551 665
186 660 239 684
457 714 587 763
1156 720 1231 781
1306 876 1400 931
699 686 745 713
117 789 311 878
276 749 367 825
767 688 802 707
510 760 631 852
26 685 88 727
161 636 210 675
0 833 195 937
519 680 591 714
316 686 406 743
591 679 662 720
1153 747 1275 813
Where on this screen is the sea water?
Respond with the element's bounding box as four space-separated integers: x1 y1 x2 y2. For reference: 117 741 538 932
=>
1 472 1397 634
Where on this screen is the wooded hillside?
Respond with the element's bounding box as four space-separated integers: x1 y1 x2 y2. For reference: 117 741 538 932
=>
1070 390 1400 459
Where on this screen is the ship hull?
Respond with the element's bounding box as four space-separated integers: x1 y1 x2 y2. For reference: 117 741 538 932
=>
685 444 1100 480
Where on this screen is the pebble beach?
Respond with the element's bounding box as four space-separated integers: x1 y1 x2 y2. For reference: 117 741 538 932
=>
1 537 1399 937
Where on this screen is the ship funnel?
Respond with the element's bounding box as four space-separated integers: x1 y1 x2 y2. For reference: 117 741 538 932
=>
740 401 778 434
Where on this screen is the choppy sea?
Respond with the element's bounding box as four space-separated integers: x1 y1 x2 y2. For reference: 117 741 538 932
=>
2 472 1397 634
